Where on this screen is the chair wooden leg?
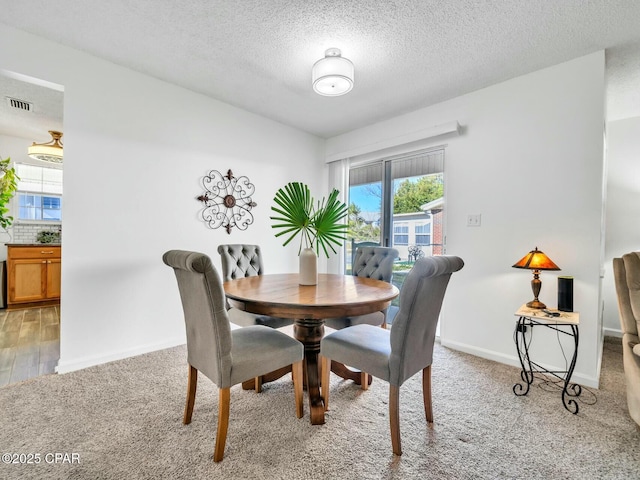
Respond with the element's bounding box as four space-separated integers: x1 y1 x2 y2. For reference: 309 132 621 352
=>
254 376 262 393
213 387 231 462
361 372 369 390
320 355 331 411
292 360 304 418
183 364 198 425
423 364 433 424
389 385 402 455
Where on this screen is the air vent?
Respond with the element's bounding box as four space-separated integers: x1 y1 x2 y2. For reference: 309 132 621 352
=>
6 97 32 112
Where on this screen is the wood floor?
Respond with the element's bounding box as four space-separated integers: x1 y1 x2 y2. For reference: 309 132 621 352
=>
0 306 60 387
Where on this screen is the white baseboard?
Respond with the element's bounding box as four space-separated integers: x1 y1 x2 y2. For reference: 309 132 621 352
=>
603 327 623 338
440 338 600 389
56 337 186 374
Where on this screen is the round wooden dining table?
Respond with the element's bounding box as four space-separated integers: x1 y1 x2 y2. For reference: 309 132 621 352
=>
223 273 399 425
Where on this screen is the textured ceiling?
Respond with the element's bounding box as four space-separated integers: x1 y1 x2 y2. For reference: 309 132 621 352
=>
0 73 64 141
1 0 639 139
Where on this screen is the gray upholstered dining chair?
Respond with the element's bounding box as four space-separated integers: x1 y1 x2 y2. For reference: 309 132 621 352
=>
320 255 464 456
217 244 292 329
325 246 399 330
162 250 304 462
218 243 264 280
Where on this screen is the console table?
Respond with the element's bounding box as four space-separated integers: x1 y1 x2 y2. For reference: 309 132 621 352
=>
513 305 581 413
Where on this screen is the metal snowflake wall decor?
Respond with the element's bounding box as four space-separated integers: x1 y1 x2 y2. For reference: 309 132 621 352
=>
196 169 257 233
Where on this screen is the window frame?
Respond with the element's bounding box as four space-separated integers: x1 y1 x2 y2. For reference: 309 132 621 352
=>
393 222 409 246
13 163 63 224
16 192 63 223
414 222 431 246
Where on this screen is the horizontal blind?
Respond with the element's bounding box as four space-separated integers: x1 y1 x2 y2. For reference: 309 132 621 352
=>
391 149 444 179
349 162 382 186
349 148 444 186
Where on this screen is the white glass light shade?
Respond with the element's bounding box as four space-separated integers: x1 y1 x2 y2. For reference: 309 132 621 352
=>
28 130 63 164
312 48 354 96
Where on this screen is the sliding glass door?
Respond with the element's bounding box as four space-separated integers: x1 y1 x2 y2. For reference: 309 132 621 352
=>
347 148 444 266
346 148 445 306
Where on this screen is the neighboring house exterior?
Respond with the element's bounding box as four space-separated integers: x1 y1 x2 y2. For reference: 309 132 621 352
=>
349 197 444 263
421 197 444 256
391 197 444 260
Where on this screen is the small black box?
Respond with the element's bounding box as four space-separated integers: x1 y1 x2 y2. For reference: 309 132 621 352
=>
558 276 573 312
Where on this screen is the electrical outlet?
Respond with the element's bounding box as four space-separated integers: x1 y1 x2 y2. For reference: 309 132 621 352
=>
467 214 481 227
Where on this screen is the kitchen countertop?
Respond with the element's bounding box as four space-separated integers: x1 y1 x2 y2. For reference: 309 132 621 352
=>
5 243 61 247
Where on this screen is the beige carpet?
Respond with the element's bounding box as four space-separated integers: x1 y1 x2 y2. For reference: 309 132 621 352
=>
0 338 637 479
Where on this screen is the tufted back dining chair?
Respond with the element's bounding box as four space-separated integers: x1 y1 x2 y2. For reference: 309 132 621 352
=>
217 244 264 280
320 255 464 456
163 250 304 462
218 244 292 329
325 246 399 330
352 246 398 280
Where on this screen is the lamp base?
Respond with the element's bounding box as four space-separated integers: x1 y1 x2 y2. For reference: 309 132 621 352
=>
526 299 547 309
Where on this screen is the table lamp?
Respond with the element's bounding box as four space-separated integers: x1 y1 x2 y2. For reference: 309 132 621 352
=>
512 247 560 309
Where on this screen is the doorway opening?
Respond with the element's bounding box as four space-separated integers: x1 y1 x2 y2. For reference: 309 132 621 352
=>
0 70 64 386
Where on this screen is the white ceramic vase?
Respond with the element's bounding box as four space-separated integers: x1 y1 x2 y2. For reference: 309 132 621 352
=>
299 247 318 285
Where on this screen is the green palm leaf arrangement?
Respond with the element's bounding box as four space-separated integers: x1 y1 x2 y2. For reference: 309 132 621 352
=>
270 182 348 258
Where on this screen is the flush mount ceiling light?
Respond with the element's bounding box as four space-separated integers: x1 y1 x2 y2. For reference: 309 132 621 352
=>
28 130 63 164
312 48 354 96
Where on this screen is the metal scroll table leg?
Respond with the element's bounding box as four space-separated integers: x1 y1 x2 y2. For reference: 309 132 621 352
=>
513 316 534 396
561 324 581 414
294 318 325 425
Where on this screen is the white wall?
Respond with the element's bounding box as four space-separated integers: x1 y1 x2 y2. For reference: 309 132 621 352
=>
603 116 640 336
0 25 326 372
327 53 606 387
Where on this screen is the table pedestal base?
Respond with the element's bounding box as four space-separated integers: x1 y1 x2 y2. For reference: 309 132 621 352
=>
241 319 373 424
329 361 373 386
241 365 292 391
294 319 325 424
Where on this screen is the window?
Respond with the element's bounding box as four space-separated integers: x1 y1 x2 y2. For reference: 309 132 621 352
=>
394 223 409 245
18 194 62 221
415 223 431 246
15 164 63 222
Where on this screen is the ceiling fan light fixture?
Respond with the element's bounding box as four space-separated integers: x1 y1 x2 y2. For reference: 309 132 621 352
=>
312 48 354 96
28 130 63 164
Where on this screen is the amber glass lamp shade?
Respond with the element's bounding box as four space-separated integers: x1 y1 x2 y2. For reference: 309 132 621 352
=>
512 247 560 309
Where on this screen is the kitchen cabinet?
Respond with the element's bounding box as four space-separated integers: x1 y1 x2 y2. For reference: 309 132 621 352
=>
7 244 61 306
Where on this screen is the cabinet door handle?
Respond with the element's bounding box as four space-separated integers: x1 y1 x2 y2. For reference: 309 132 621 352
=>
40 251 54 254
42 261 46 264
